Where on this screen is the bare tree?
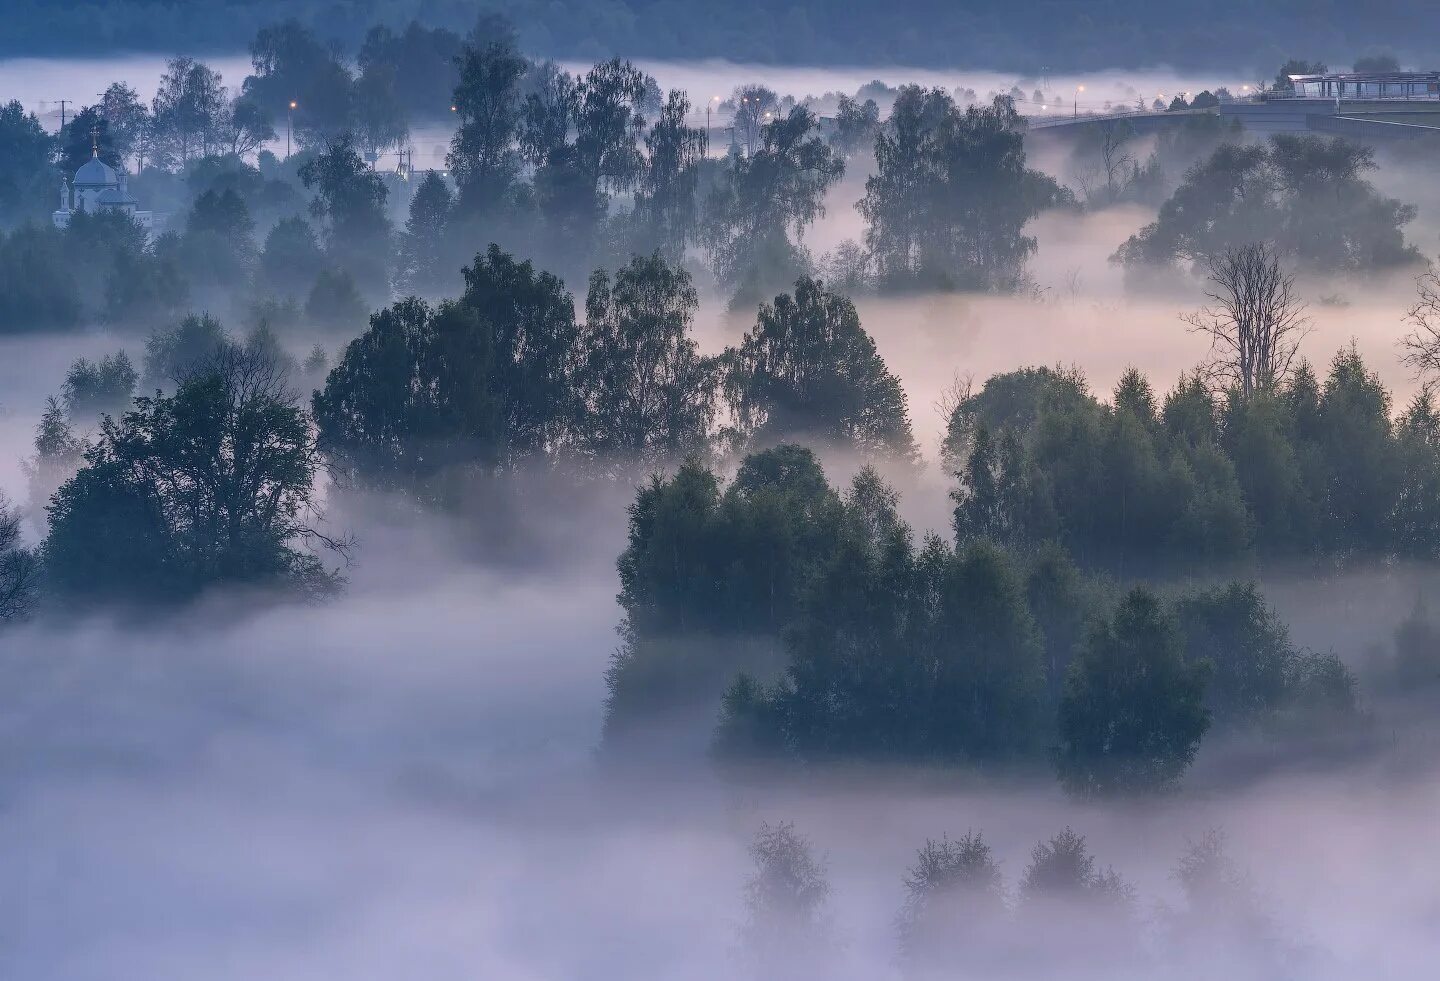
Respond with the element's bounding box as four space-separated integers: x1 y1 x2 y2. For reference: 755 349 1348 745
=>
1182 244 1311 397
0 495 40 623
1401 269 1440 379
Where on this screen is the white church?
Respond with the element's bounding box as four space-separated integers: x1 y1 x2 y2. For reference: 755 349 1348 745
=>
52 141 163 233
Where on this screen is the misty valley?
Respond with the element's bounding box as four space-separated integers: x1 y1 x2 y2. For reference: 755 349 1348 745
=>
4 10 1440 980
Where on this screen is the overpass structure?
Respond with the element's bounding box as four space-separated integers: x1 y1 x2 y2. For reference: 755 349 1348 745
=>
1026 72 1440 144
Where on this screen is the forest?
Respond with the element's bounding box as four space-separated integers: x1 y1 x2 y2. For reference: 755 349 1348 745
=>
3 13 1440 979
2 0 1436 72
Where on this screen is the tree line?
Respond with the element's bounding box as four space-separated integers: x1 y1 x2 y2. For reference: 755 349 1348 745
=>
740 821 1298 979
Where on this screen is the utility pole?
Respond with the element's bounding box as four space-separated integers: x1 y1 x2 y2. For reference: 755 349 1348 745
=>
287 101 296 158
56 99 71 131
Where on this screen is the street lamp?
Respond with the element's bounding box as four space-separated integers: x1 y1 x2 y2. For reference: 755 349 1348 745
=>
1074 84 1084 118
287 100 296 158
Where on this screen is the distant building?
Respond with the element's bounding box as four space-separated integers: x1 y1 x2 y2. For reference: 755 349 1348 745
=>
1288 71 1440 101
52 141 163 233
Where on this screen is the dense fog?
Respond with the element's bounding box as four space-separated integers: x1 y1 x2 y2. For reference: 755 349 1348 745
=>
5 20 1440 979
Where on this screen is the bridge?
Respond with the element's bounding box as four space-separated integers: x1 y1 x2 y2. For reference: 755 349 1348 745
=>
1025 100 1440 143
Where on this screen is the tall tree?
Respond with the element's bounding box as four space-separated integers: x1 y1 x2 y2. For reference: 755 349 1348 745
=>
397 170 455 295
448 39 528 219
150 56 226 165
706 107 843 309
46 346 345 605
299 134 392 296
862 91 1063 291
722 276 916 460
630 90 707 263
578 253 715 468
1056 588 1211 797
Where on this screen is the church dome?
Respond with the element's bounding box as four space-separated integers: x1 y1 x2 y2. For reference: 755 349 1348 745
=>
74 155 118 188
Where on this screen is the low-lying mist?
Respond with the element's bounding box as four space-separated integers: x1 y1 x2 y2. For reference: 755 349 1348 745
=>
6 73 1440 976
5 513 1439 978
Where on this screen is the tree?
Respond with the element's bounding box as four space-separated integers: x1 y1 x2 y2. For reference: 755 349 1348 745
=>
45 346 345 605
304 267 368 329
524 59 653 271
150 56 226 165
181 188 257 292
243 20 354 147
740 822 832 979
58 105 123 176
299 134 392 296
258 216 326 298
1117 136 1420 273
24 396 84 528
63 352 137 420
630 90 706 263
1174 583 1292 725
1183 244 1310 398
730 84 778 156
862 91 1064 292
706 107 843 308
448 39 529 219
897 832 1005 968
1056 588 1211 797
0 495 39 624
722 276 916 460
397 170 456 295
314 246 582 493
830 95 880 157
0 101 54 227
1274 59 1327 93
215 94 275 157
1401 269 1440 382
578 253 715 468
98 83 148 171
143 312 233 387
352 60 410 159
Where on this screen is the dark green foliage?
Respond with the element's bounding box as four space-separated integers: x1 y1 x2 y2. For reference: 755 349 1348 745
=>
397 171 456 295
775 536 1047 764
629 90 707 264
578 253 715 469
258 216 325 298
298 134 392 297
0 101 56 227
357 22 465 121
63 352 138 420
1116 136 1421 273
24 397 84 526
705 107 843 309
314 246 582 495
722 276 916 461
0 495 40 623
947 352 1440 571
0 211 186 331
1174 584 1291 725
862 91 1067 292
0 224 82 331
143 312 232 387
313 297 498 495
180 188 257 291
448 38 529 221
1056 588 1211 797
45 347 342 606
304 268 368 329
244 20 354 147
830 95 880 157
